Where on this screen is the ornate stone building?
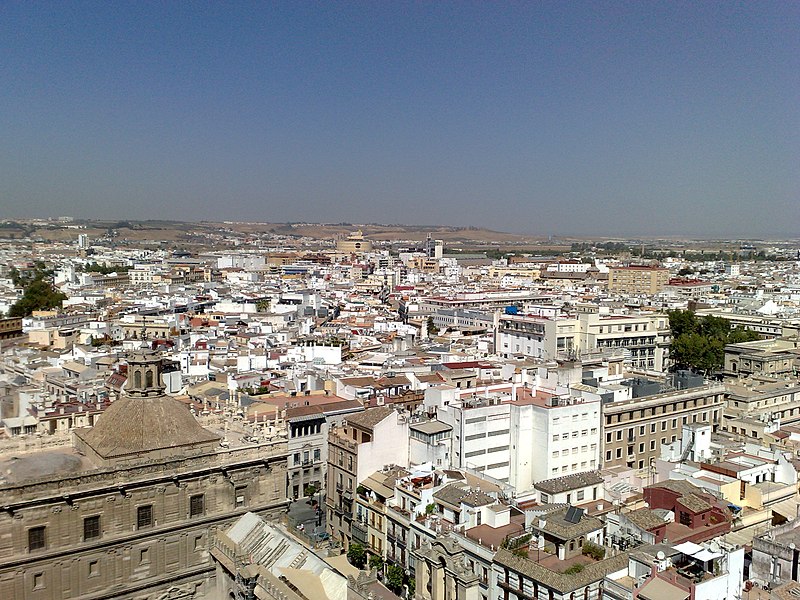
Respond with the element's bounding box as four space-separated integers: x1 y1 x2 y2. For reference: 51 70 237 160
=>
415 537 481 600
0 351 288 600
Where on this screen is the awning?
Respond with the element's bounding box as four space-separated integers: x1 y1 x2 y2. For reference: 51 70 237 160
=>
693 549 724 561
672 541 704 555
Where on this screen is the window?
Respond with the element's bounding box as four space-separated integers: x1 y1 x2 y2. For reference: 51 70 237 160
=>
28 526 46 552
293 452 301 465
88 559 100 577
84 516 101 541
190 494 205 517
33 572 45 590
650 440 656 451
137 505 153 529
576 490 585 501
606 432 612 443
235 486 246 508
139 547 150 565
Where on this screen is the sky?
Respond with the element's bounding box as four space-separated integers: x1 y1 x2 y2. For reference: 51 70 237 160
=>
1 2 798 238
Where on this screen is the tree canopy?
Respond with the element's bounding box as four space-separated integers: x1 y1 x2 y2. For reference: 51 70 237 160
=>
8 263 66 317
346 542 366 569
667 310 759 374
385 565 405 594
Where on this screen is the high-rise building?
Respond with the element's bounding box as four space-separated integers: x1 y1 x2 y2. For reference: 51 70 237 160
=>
608 266 669 295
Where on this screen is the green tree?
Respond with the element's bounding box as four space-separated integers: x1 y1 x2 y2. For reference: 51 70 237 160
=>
386 565 405 594
667 309 698 338
668 310 760 374
728 327 760 345
9 279 67 317
347 543 366 569
368 554 384 572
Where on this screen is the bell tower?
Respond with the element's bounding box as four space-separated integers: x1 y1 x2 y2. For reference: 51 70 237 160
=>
125 351 165 397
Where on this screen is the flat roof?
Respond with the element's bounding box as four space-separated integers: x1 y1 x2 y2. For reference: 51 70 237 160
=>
409 420 452 434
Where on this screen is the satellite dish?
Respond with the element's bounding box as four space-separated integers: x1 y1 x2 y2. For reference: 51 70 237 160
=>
656 551 666 560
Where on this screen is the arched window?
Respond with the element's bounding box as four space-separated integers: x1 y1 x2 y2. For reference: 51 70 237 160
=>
145 370 154 389
133 370 142 389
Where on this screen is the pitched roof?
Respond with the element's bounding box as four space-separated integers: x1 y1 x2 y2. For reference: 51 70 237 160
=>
346 406 395 430
286 399 363 421
534 471 604 495
627 508 666 531
494 548 629 594
534 507 604 541
433 483 495 508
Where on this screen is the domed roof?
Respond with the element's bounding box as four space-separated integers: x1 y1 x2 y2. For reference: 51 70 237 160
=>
74 352 219 462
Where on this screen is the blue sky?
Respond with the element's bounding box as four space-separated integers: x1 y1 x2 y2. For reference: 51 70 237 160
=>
1 2 797 237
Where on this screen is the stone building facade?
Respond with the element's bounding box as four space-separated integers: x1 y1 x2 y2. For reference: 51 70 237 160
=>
0 351 288 600
601 382 725 471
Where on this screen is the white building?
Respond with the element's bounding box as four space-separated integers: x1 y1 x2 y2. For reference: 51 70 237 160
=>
425 381 601 496
497 309 671 372
510 390 602 492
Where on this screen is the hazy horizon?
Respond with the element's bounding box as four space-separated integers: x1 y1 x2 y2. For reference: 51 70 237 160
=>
2 3 798 238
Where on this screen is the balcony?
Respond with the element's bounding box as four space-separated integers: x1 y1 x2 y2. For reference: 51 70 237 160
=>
497 581 535 600
352 520 368 544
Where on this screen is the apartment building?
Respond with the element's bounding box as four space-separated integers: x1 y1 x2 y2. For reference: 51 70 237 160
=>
497 310 670 371
424 380 601 494
353 467 407 560
286 397 363 499
326 406 409 550
510 390 601 489
436 393 512 483
723 379 800 439
608 265 669 295
604 542 744 600
602 382 726 471
493 544 628 600
0 317 22 340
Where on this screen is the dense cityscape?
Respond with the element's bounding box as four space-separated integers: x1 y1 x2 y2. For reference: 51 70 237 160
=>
0 219 798 600
3 2 797 599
